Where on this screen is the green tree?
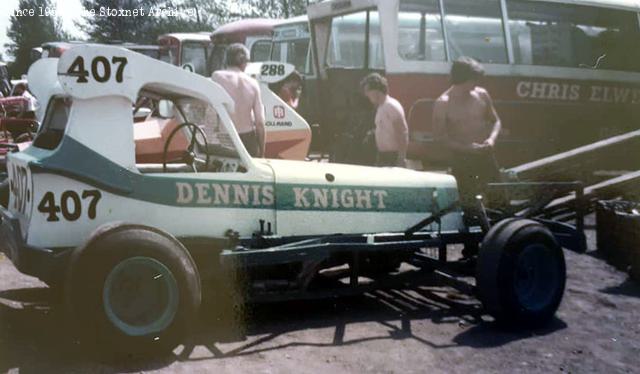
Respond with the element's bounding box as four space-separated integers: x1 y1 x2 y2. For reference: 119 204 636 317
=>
178 0 230 28
241 0 311 19
79 0 213 44
5 0 67 78
80 0 320 46
81 0 159 44
187 0 317 26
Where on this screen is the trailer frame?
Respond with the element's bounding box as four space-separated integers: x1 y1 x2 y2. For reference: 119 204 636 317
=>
219 180 586 303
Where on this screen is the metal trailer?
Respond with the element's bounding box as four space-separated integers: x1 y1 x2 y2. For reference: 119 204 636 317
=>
495 128 640 233
218 191 583 308
506 129 640 184
540 171 640 222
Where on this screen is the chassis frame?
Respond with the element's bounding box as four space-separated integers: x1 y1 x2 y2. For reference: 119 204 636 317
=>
218 181 586 303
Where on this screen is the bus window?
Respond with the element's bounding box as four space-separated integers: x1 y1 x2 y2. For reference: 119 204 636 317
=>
398 0 446 62
289 40 310 73
272 39 310 73
368 11 384 69
136 49 160 59
271 42 283 62
209 43 228 73
251 40 272 62
443 0 508 64
159 47 176 65
507 0 640 72
326 11 383 69
182 42 208 75
327 12 366 68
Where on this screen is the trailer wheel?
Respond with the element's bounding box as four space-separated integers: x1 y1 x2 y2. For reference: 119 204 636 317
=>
65 224 201 357
476 219 566 327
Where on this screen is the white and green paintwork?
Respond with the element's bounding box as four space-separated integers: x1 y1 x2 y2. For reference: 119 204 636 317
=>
7 45 463 250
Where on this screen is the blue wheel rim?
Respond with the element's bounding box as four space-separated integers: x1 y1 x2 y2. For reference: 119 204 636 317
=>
514 243 561 312
103 256 179 337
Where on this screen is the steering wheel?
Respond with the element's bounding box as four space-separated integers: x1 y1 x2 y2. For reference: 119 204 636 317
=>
162 122 211 173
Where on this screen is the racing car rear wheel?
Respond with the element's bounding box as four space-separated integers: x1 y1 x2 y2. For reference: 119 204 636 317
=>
65 224 201 358
476 219 566 327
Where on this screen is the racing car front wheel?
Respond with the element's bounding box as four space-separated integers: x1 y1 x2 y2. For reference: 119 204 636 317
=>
476 218 566 327
65 224 201 358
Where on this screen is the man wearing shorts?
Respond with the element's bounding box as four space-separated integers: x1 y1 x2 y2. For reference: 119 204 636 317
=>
433 57 503 232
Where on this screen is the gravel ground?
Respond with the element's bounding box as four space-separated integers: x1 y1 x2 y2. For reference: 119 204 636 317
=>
0 218 639 373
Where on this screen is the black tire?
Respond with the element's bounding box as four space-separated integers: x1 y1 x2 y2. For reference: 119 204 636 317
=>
476 219 566 327
65 223 201 358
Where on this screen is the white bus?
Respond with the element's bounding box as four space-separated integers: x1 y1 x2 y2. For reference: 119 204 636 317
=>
306 0 640 166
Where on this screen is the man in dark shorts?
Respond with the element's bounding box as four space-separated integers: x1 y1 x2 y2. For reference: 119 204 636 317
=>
433 57 503 232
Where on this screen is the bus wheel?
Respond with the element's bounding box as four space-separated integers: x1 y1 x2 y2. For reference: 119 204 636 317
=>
65 224 201 358
476 219 566 327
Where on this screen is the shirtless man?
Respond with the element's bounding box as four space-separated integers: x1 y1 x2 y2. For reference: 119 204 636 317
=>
212 44 266 157
433 57 502 237
361 73 409 167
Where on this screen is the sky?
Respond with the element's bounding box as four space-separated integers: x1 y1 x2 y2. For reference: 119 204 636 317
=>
0 0 85 59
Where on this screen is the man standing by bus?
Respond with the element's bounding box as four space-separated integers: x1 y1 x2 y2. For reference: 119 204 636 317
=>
432 57 503 257
433 57 503 228
212 43 266 157
361 73 409 167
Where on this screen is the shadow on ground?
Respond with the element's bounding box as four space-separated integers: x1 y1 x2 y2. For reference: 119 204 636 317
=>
600 278 640 298
0 282 567 372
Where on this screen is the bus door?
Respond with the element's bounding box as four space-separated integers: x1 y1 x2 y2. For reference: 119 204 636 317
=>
271 21 321 150
312 9 384 164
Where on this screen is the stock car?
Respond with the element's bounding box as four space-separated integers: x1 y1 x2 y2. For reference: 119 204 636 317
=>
0 45 570 355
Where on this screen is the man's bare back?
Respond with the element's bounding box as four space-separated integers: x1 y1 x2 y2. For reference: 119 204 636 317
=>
212 68 265 135
433 87 500 154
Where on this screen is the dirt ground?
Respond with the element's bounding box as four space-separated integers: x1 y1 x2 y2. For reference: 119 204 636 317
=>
0 217 639 374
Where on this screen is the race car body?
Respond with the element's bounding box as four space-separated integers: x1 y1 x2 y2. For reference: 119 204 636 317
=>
1 44 461 274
